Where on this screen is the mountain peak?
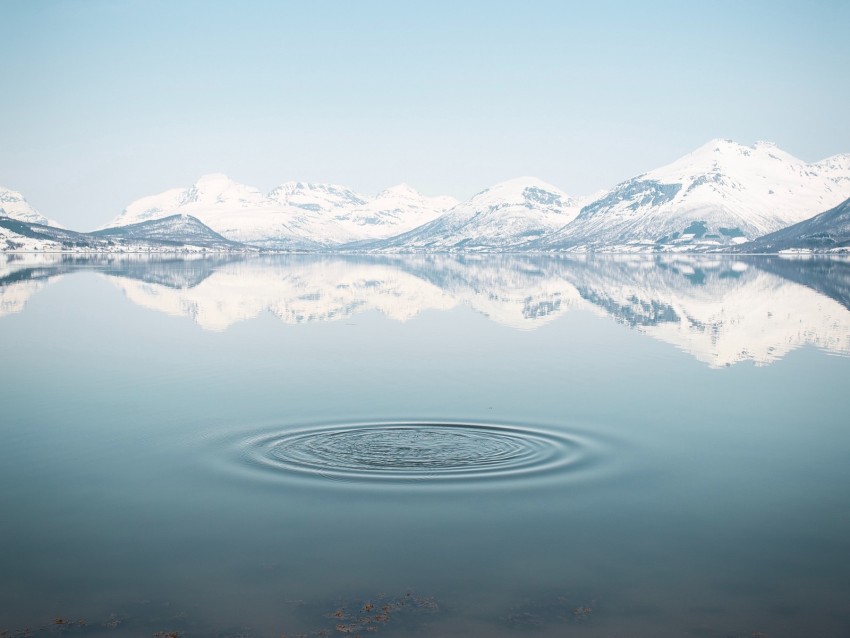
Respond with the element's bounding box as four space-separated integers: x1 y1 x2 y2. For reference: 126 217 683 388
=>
270 180 362 195
543 138 850 251
180 174 263 206
377 183 419 197
644 138 807 184
691 138 740 153
0 184 57 226
373 185 459 214
473 177 571 206
267 181 368 209
814 153 850 170
688 138 758 158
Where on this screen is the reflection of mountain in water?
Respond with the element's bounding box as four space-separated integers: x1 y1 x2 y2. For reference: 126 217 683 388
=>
560 256 850 366
111 257 459 330
744 256 850 312
0 254 242 318
0 255 58 317
377 254 585 329
3 253 849 367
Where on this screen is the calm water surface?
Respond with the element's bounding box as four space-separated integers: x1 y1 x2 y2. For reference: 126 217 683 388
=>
1 254 849 637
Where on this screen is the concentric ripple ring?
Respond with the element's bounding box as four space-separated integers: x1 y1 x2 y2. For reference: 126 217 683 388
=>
235 421 600 487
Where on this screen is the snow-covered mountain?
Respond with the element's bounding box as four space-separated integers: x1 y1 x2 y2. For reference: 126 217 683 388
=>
335 184 459 239
1 214 250 253
106 174 457 248
108 174 314 249
363 177 585 251
91 214 248 250
0 216 96 252
9 138 850 253
537 140 850 251
739 196 850 253
0 185 61 227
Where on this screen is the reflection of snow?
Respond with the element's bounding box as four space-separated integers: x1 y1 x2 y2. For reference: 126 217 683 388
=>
384 255 586 330
639 275 850 366
0 277 53 318
107 255 588 331
3 254 850 367
0 253 62 279
560 256 850 367
108 260 458 331
0 253 66 317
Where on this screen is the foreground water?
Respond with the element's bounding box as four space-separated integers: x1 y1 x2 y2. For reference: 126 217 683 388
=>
1 254 849 637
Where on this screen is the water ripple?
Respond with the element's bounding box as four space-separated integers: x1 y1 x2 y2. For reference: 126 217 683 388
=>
230 421 606 489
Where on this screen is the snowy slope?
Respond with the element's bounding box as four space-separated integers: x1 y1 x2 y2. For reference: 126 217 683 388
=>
109 174 313 249
335 184 459 239
539 140 850 251
106 175 456 248
739 196 850 252
1 217 89 251
365 177 584 251
12 138 850 253
265 181 457 245
0 185 62 227
92 214 246 250
1 215 250 253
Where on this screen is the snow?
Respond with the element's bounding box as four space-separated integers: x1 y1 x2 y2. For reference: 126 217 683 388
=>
540 139 850 251
107 175 457 248
369 177 586 251
0 185 63 227
6 138 850 253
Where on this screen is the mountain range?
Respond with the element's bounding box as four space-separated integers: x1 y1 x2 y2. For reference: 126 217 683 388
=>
3 139 850 253
358 177 589 251
105 174 458 249
534 140 850 251
1 214 246 253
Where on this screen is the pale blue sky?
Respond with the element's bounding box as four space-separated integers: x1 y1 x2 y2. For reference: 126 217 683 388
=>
2 0 849 228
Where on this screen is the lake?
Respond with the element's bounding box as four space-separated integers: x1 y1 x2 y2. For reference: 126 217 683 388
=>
1 253 849 637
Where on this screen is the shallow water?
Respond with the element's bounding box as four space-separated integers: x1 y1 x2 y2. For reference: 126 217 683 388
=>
1 253 849 637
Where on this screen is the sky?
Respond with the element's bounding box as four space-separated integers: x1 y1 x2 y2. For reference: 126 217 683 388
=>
1 0 849 229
